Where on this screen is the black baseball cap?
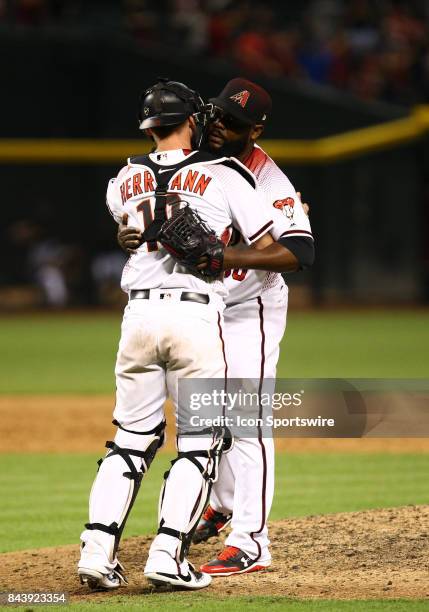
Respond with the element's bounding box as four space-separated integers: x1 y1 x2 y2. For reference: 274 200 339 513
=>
209 78 272 126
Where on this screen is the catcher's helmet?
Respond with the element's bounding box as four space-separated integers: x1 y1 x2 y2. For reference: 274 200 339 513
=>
138 78 205 131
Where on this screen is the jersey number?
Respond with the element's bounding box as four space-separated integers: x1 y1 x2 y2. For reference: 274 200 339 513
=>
136 194 181 252
224 268 248 281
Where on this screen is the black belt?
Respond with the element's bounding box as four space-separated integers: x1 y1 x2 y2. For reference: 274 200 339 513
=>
129 289 209 305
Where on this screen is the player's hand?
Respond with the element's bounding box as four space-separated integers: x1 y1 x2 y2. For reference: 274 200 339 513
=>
297 192 310 216
117 214 142 254
196 255 208 271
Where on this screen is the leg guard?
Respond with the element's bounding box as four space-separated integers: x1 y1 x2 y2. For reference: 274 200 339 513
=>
79 420 165 573
155 428 230 563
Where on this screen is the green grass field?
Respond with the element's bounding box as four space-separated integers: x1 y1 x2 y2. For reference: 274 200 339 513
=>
1 310 429 611
0 310 427 394
4 597 428 612
2 452 428 553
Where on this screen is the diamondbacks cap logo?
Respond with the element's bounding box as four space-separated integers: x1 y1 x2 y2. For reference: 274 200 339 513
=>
144 107 150 116
230 90 250 108
273 197 295 219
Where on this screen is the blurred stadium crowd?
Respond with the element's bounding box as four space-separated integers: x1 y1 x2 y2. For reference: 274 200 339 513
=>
1 0 428 308
1 0 429 106
6 218 127 307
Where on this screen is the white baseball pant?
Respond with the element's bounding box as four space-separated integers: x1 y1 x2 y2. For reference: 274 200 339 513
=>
79 289 227 575
210 284 288 562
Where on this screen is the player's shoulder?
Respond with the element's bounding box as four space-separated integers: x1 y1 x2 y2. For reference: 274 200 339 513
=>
247 145 284 179
116 150 258 192
201 156 258 191
107 164 128 198
125 150 231 177
110 164 130 183
106 164 131 208
246 144 295 195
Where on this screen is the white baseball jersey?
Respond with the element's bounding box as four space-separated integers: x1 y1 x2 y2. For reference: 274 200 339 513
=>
224 144 313 305
106 149 274 297
210 144 313 560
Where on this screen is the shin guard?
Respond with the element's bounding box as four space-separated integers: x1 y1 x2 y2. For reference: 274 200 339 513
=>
156 429 230 562
80 420 165 569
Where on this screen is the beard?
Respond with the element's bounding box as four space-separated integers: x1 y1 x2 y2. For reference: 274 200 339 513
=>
216 134 249 157
204 128 250 158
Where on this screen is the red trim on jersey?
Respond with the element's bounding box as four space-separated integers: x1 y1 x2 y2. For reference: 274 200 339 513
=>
248 220 273 242
250 296 267 562
182 148 192 155
217 312 228 417
281 229 313 238
242 146 269 174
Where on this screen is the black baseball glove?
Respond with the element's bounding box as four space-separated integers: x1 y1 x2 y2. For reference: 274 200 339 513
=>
158 205 225 278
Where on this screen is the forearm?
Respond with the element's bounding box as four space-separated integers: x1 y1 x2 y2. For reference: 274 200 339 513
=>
223 236 315 273
224 242 299 272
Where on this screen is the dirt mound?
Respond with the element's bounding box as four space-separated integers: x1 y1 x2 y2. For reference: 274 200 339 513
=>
1 506 429 601
2 395 429 454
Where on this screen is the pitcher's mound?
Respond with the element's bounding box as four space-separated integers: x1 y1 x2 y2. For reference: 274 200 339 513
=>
1 505 429 602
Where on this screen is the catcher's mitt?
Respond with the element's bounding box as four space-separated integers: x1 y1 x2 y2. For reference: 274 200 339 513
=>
158 205 224 278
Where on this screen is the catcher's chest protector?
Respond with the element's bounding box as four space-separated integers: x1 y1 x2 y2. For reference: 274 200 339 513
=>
129 151 218 244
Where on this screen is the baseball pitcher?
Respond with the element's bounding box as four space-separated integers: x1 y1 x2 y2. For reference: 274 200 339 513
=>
196 79 314 575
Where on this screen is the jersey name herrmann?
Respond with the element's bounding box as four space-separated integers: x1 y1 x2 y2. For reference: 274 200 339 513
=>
106 149 273 296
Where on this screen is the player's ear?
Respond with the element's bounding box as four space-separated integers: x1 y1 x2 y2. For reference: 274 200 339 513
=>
187 115 198 147
188 115 196 133
251 124 264 141
145 127 156 143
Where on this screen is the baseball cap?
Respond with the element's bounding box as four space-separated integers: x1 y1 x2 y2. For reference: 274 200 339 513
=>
209 78 272 126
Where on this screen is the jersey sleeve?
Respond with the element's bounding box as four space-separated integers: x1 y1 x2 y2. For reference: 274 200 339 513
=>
210 163 273 245
106 165 128 225
258 163 313 242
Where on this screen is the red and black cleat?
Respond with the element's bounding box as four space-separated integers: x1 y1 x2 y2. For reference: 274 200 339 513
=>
200 546 270 576
192 505 232 544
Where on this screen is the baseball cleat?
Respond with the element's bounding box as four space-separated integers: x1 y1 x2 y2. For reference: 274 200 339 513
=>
78 561 128 591
145 564 212 590
192 505 232 544
200 546 270 576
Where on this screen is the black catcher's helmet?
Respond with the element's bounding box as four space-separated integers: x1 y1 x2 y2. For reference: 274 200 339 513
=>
138 78 206 138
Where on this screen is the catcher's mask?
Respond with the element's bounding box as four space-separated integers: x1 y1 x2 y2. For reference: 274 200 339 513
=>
138 78 207 148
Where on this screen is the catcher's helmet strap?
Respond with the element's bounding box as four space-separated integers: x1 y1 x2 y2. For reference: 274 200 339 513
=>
137 151 217 243
151 86 164 115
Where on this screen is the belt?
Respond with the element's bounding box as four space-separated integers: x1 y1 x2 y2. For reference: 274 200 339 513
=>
129 289 210 305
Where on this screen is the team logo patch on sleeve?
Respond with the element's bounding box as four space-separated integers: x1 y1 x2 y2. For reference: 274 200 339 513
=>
273 197 294 219
230 90 250 108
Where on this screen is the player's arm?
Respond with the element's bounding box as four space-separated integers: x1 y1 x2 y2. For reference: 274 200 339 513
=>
223 234 314 272
222 165 276 248
223 164 314 271
117 214 142 254
107 166 132 232
237 172 314 271
221 204 311 273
